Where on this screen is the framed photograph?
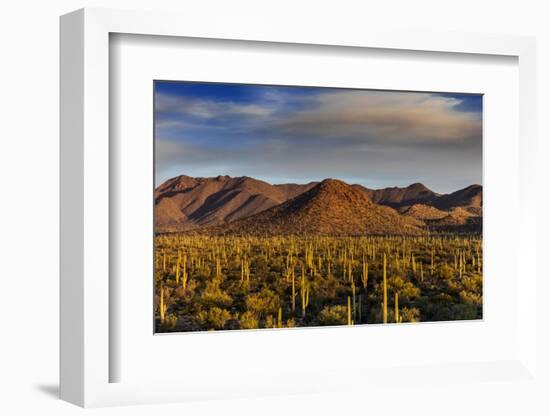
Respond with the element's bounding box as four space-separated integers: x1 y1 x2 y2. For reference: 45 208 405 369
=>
153 80 483 334
60 8 538 408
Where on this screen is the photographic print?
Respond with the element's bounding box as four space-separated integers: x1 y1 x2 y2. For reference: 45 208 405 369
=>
154 81 482 333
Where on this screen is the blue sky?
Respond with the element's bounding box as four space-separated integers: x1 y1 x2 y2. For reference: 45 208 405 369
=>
154 81 482 193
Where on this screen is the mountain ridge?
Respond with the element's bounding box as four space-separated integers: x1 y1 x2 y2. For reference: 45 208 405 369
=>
203 179 425 236
155 174 482 233
155 174 317 230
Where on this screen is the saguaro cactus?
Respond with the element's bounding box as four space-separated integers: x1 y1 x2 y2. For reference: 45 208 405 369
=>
394 291 399 323
360 260 368 324
351 279 356 322
241 258 244 282
301 266 309 317
383 253 388 324
358 294 363 324
306 243 314 270
342 261 346 281
291 268 296 312
159 284 167 324
175 253 180 285
182 254 188 290
459 252 463 279
241 256 250 283
361 260 369 290
216 257 221 279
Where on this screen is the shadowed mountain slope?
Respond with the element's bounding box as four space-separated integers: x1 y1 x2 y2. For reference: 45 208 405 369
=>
354 183 440 208
433 184 482 210
155 175 317 230
354 182 482 211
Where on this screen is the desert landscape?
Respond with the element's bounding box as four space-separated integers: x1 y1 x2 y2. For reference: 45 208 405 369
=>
154 81 482 332
154 174 482 332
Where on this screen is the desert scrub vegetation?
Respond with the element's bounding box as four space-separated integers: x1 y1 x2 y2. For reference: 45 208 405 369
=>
154 234 482 332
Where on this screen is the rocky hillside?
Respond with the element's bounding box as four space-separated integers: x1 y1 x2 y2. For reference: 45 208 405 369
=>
199 179 424 236
155 175 316 230
433 184 482 210
355 183 439 208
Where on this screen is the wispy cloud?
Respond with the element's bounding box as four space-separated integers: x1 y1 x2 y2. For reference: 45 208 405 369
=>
155 92 274 119
279 91 481 144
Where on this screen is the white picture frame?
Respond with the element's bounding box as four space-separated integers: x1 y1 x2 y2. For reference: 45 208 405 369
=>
60 7 538 408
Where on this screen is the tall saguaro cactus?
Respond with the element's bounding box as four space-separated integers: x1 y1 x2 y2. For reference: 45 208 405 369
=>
383 253 388 324
216 257 221 279
361 260 368 323
301 266 309 317
241 258 244 282
241 256 250 283
351 279 356 322
430 247 435 275
175 252 180 285
394 291 399 323
182 254 188 290
159 283 167 324
361 260 368 290
291 267 296 312
358 294 363 324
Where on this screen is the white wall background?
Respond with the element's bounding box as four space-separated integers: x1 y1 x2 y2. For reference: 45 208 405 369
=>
0 1 548 414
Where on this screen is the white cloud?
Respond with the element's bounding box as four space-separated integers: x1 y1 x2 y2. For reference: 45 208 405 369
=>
279 90 481 144
155 92 274 119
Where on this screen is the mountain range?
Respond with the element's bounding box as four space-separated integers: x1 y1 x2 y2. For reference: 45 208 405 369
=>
155 175 482 235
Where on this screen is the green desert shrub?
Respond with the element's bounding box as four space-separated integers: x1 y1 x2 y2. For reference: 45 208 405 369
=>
439 263 455 280
388 275 420 299
462 273 483 292
200 280 232 307
399 307 420 323
286 318 296 328
237 311 259 329
197 307 231 329
318 305 347 326
459 290 482 306
159 313 178 331
450 303 480 320
245 287 281 317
